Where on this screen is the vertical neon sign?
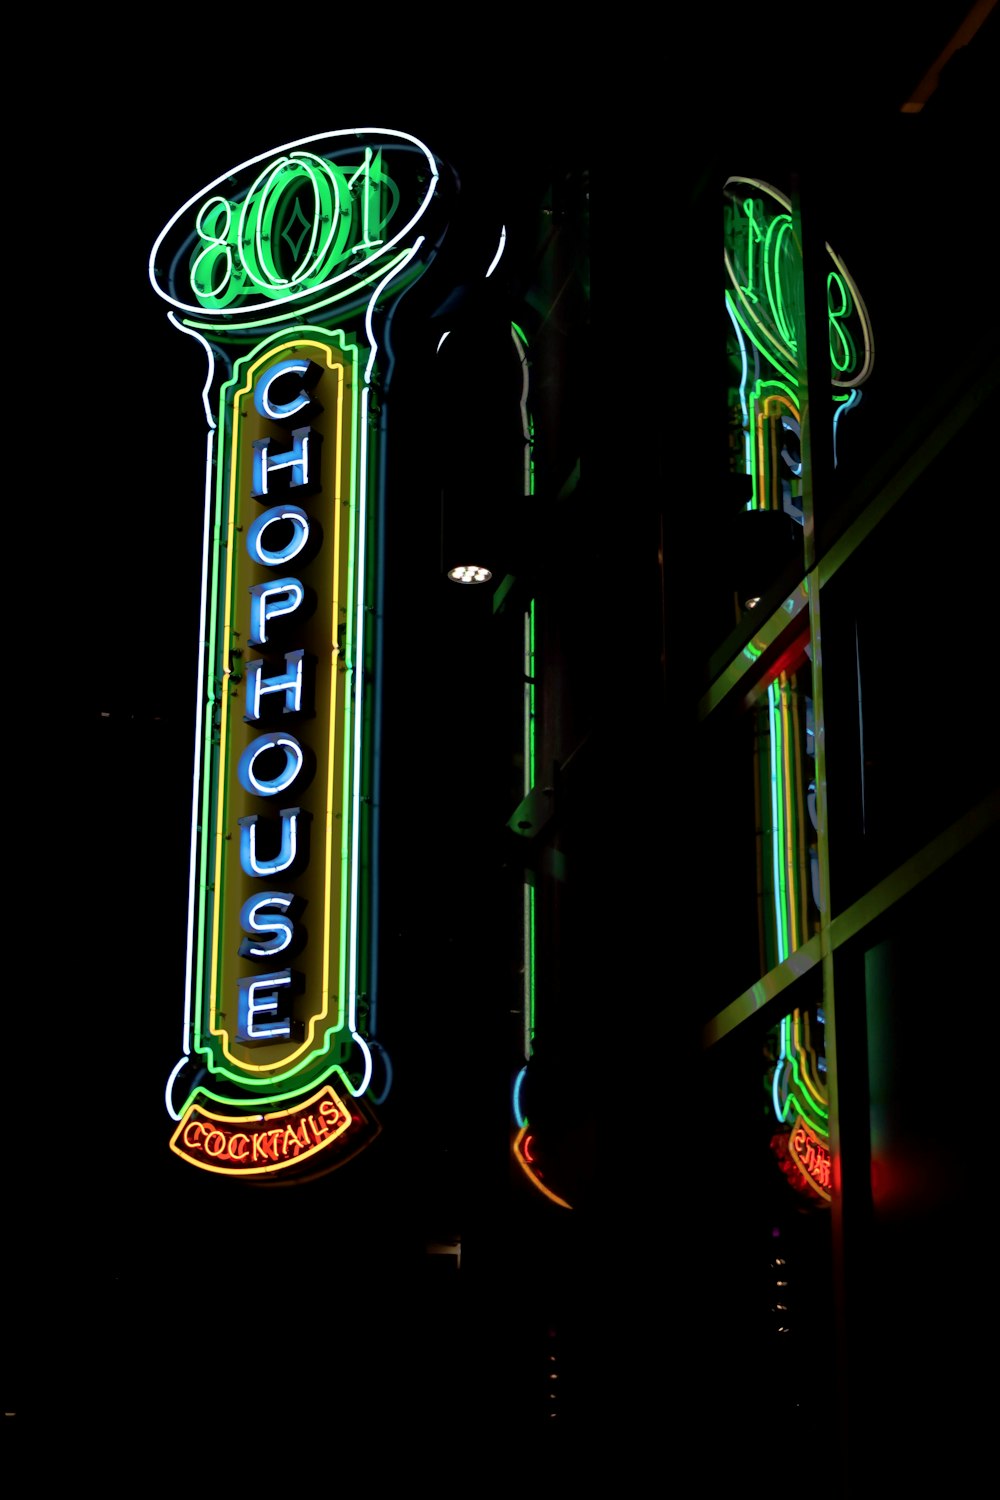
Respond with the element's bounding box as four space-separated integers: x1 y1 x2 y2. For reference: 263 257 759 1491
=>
151 131 446 1179
723 176 873 1205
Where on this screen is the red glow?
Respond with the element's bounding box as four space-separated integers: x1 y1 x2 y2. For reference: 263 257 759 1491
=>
170 1087 356 1175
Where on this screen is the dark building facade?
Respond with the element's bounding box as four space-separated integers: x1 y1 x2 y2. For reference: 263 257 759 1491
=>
43 7 996 1488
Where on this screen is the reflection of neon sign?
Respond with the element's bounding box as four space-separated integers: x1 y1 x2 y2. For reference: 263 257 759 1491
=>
772 1115 832 1204
513 1126 572 1211
724 176 873 389
772 1009 828 1133
789 1119 831 1198
725 177 873 523
722 177 870 1206
153 130 444 1179
506 323 571 1210
759 664 830 1207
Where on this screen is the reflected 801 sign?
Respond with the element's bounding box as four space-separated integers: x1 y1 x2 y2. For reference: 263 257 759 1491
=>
152 130 445 1179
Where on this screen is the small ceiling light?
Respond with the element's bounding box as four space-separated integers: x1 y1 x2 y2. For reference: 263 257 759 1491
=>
447 564 492 584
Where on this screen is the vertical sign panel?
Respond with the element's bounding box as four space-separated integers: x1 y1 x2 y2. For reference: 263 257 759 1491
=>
151 130 447 1178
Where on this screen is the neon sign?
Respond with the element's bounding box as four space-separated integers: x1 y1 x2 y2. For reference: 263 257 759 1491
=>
169 1084 377 1179
153 130 446 1179
771 1114 832 1204
723 177 873 1206
724 176 872 523
152 135 436 322
724 176 873 394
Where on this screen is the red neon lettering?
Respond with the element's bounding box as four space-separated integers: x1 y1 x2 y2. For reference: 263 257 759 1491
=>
181 1100 349 1169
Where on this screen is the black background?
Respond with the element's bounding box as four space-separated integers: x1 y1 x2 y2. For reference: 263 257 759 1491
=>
15 6 997 1470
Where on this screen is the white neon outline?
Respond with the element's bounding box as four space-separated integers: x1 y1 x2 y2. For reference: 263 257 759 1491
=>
176 248 411 338
436 330 451 353
364 236 424 384
725 294 753 486
341 237 429 1098
202 330 364 1086
176 427 215 1099
772 1016 790 1122
346 378 373 1098
485 225 507 279
165 1056 188 1122
167 313 218 428
149 128 439 318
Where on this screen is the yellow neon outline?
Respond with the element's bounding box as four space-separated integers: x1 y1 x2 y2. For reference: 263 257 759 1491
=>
791 1009 827 1110
169 1083 353 1177
779 673 798 951
756 390 799 512
208 337 355 1072
513 1125 573 1210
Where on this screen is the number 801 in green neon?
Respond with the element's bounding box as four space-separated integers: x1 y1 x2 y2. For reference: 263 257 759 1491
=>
191 148 398 308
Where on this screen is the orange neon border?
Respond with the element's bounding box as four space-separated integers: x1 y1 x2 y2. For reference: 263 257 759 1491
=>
169 1082 353 1176
513 1125 573 1210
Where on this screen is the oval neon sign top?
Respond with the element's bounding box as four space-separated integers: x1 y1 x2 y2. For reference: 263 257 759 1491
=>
149 128 440 320
724 176 874 389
